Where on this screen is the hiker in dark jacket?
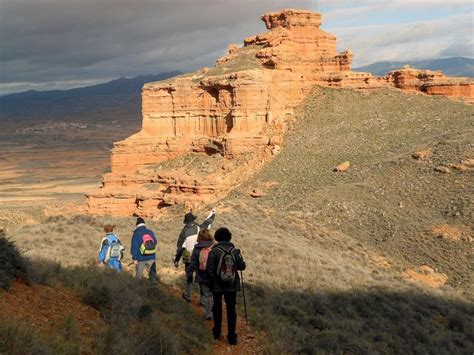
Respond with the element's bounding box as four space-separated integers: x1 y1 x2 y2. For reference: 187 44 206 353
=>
187 229 215 320
206 227 246 345
131 217 158 285
174 208 216 301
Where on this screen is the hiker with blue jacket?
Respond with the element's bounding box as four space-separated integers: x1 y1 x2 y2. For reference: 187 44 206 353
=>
131 217 158 285
186 229 215 320
98 224 124 271
174 208 216 301
206 227 246 346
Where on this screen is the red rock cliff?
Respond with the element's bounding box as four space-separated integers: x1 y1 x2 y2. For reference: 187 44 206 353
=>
86 9 473 217
382 65 473 102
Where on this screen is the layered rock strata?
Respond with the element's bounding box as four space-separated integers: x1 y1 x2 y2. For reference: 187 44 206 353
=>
382 65 473 103
86 9 473 217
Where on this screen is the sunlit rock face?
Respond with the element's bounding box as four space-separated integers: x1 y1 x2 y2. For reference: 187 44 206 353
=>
86 9 472 217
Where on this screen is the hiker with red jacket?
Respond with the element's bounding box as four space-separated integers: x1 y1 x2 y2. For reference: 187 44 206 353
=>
131 217 158 285
206 227 246 346
186 229 215 320
174 207 216 301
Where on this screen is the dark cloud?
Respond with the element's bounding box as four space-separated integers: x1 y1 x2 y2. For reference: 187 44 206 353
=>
0 0 310 94
1 1 472 94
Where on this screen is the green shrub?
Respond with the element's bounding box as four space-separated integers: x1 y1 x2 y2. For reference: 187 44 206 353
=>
0 232 29 290
27 260 212 354
248 285 474 354
0 319 81 355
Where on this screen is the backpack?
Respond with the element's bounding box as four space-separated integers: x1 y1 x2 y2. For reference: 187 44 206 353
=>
198 242 215 271
140 233 156 255
216 246 237 284
108 240 123 260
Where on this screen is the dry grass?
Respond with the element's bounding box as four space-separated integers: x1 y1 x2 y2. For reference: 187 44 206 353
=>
0 233 212 355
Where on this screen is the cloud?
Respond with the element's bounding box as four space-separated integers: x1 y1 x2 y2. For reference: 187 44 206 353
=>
0 0 310 94
329 13 473 66
0 0 472 94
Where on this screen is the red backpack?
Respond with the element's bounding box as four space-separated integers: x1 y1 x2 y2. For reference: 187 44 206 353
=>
198 242 215 271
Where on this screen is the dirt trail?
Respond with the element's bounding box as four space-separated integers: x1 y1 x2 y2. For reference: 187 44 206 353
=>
167 284 262 355
124 264 262 354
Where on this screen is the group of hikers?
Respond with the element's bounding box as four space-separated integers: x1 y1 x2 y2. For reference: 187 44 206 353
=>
97 208 246 346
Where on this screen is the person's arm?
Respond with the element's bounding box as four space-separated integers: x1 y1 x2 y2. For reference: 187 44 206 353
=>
150 230 157 244
174 228 186 265
199 208 216 230
206 248 219 280
174 246 185 265
187 249 198 282
98 238 108 263
233 248 246 271
130 232 139 261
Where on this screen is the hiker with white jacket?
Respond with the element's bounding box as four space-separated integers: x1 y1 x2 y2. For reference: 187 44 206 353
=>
174 207 216 302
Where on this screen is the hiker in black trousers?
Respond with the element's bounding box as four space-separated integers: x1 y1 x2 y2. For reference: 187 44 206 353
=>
206 227 246 346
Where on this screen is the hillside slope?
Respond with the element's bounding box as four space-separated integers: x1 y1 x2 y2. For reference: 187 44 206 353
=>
228 87 472 288
212 87 474 352
354 57 474 77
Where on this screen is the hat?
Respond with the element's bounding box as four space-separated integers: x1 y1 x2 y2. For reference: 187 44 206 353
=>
183 212 196 224
136 217 145 226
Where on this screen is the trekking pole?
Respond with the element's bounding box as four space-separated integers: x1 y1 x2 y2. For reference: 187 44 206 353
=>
240 271 249 323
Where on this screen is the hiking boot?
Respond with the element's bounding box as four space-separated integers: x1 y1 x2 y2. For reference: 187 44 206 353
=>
181 293 191 302
204 314 212 321
213 329 221 340
228 334 238 346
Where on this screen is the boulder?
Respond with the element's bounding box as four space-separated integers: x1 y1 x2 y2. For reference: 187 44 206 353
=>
334 161 350 172
250 188 264 198
434 166 450 174
402 265 448 288
412 149 432 160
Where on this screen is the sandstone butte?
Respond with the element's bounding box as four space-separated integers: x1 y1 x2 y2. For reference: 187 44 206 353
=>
86 9 474 217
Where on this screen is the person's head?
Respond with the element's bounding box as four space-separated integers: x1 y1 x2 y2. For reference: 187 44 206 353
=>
214 227 232 242
183 212 196 224
103 224 114 233
197 229 213 243
136 217 145 226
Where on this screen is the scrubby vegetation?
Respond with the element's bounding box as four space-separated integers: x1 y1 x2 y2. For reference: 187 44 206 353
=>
248 286 474 354
0 229 29 290
0 233 212 354
0 318 82 355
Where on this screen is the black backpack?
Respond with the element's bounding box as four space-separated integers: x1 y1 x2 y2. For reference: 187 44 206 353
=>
216 246 237 284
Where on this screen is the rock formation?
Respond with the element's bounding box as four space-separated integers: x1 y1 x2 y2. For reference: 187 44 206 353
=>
86 9 474 217
382 65 473 103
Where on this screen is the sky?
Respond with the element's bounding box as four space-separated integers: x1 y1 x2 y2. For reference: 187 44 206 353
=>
0 0 472 95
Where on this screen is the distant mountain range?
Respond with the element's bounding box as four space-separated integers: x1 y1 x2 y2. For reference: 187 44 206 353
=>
0 72 181 122
1 57 472 123
354 57 474 78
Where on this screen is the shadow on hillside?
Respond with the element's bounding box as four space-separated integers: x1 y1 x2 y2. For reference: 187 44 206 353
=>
244 284 474 354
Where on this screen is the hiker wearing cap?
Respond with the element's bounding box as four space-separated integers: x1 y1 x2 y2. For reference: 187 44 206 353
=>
186 229 215 320
174 207 216 302
206 227 246 346
98 224 124 271
131 217 158 285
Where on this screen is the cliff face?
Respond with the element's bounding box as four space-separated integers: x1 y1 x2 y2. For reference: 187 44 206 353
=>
382 65 473 102
86 9 473 217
